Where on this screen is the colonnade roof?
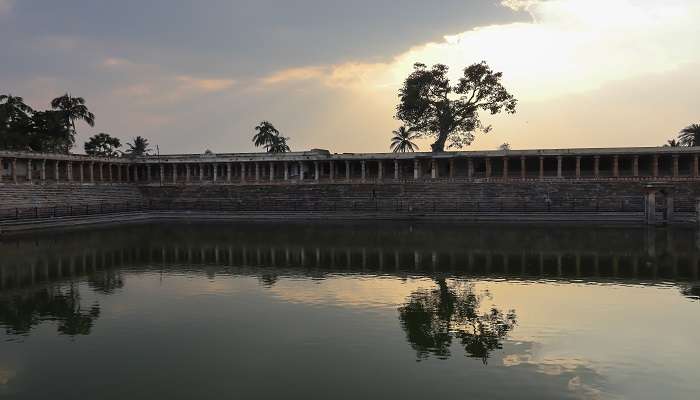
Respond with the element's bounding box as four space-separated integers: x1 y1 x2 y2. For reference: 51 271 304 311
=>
2 146 700 164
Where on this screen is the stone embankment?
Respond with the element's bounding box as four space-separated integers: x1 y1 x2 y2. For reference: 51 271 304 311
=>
0 181 698 233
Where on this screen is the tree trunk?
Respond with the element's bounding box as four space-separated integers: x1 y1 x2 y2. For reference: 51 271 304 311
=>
431 131 449 152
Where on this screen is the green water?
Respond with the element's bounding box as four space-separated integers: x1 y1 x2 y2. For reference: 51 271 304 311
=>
1 222 699 399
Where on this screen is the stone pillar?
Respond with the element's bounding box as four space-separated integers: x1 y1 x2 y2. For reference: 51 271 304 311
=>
314 161 319 181
54 160 60 182
299 161 305 181
539 156 544 180
67 161 72 182
645 190 656 225
345 161 351 181
173 164 178 184
652 155 659 177
468 158 474 179
108 164 113 182
240 163 245 183
213 163 218 182
186 164 191 183
255 162 260 182
227 163 232 182
694 155 699 178
666 193 675 223
77 162 83 183
449 159 455 180
394 160 400 180
199 163 204 182
414 159 420 180
284 162 289 181
27 158 32 183
520 156 526 179
11 158 17 183
672 155 679 178
329 161 335 182
633 156 639 177
41 160 46 183
485 158 491 178
613 155 619 178
575 156 581 178
361 160 366 182
377 160 383 181
557 156 563 178
503 157 508 179
118 164 122 182
100 163 105 182
594 156 600 178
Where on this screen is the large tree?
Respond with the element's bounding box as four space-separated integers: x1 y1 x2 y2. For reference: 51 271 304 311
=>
267 134 291 153
678 123 700 147
396 62 517 152
85 133 122 157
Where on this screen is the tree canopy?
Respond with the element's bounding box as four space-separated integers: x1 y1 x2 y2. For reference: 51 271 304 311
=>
125 136 152 157
1 93 96 154
678 124 700 147
396 62 517 152
85 133 122 157
253 121 291 153
390 126 420 153
398 279 517 363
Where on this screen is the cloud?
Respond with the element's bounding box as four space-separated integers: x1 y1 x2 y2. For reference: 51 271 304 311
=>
262 0 700 101
500 0 541 11
175 76 235 93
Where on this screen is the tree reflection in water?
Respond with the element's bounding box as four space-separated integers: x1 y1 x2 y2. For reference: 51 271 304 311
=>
398 278 516 363
0 285 100 336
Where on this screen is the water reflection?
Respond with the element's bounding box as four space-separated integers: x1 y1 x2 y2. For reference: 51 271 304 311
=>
0 285 99 336
1 223 700 399
398 279 516 363
0 222 699 340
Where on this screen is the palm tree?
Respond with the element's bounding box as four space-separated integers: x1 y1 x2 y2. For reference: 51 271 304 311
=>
253 121 280 150
0 94 33 122
50 93 95 134
678 124 700 147
665 139 680 147
267 134 291 153
390 126 420 153
125 136 152 157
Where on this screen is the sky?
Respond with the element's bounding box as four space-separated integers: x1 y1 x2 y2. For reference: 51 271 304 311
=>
1 0 699 154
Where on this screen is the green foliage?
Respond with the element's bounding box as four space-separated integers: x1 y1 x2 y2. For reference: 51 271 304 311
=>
125 136 152 157
398 279 517 363
253 121 291 153
0 93 96 154
390 126 419 153
85 133 122 157
396 62 517 152
678 124 700 147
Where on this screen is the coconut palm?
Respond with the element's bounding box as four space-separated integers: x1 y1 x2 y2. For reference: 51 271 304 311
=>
267 134 291 153
125 136 152 157
50 93 95 134
0 94 34 122
390 126 419 153
678 124 700 147
665 139 680 147
252 121 280 150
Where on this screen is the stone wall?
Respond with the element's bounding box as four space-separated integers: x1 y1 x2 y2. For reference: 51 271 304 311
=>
0 184 147 209
139 181 700 214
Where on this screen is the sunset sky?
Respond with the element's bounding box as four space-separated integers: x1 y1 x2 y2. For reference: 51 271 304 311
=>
1 0 698 154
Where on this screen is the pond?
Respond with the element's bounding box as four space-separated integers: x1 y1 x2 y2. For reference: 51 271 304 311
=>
1 222 699 399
